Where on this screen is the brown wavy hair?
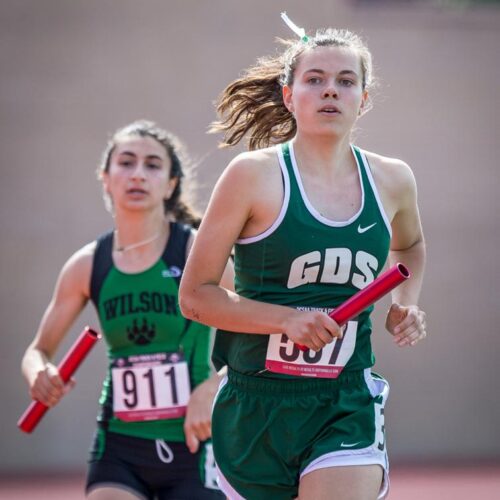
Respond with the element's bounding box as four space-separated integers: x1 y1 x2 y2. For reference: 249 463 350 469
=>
98 120 201 227
210 28 375 151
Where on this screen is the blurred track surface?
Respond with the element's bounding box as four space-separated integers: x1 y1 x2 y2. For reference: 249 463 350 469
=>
0 464 499 499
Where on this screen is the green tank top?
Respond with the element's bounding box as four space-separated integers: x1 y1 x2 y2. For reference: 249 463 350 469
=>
212 142 391 376
90 222 212 441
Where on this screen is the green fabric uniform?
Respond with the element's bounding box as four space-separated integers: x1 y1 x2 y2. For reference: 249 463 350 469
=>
213 142 391 375
90 221 212 441
211 142 392 499
213 369 389 500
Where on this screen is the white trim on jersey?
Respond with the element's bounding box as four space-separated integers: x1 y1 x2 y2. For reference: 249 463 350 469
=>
288 141 366 227
357 149 393 238
236 145 291 244
213 375 246 499
300 449 389 500
212 375 228 412
215 464 246 500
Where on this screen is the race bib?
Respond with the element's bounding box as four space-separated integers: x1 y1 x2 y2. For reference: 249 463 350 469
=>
265 321 358 378
112 352 190 422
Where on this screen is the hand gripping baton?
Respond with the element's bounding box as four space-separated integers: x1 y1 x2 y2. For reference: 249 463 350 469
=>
18 326 101 433
297 263 410 351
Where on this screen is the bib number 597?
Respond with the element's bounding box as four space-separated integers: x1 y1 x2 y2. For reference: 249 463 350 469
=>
265 321 358 378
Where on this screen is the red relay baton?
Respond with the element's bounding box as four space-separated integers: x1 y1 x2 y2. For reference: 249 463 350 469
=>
297 263 410 351
18 326 101 433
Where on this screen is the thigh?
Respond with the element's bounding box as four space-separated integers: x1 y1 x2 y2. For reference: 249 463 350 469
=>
299 372 390 500
87 485 146 500
298 465 383 500
86 456 151 500
86 430 152 499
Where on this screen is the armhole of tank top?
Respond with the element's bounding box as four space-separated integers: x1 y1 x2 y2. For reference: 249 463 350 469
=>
236 144 291 245
89 231 114 307
356 148 392 238
161 221 191 275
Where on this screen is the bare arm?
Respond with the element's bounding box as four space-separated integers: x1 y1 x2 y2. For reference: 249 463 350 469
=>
21 244 93 406
183 366 227 453
179 154 341 351
388 162 425 304
186 229 235 292
382 160 427 346
183 232 234 453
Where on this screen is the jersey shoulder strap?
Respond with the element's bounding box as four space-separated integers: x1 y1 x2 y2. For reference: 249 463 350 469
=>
89 230 114 307
161 221 192 272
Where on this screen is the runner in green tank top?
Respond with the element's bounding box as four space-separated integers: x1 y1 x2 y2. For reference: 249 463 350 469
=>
22 121 233 500
180 15 427 500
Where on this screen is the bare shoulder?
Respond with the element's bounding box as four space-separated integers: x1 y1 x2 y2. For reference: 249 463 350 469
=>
58 241 97 297
207 146 283 239
364 150 416 191
362 150 418 215
217 146 281 209
224 146 278 180
67 241 96 269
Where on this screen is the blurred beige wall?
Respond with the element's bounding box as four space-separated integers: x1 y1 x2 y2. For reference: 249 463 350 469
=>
1 0 499 472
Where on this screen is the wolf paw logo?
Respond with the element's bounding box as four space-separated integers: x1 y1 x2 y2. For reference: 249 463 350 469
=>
127 318 156 345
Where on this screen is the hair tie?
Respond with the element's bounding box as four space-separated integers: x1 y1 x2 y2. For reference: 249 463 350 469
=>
280 12 309 42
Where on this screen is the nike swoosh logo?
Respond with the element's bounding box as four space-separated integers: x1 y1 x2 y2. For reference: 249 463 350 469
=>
340 441 362 448
357 222 377 234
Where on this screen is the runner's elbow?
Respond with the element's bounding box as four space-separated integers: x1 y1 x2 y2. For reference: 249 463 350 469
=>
178 285 199 321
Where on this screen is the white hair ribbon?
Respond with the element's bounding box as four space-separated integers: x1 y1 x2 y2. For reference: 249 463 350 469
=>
280 12 309 42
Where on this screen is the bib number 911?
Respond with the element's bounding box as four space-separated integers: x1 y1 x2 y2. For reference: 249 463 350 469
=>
112 352 190 421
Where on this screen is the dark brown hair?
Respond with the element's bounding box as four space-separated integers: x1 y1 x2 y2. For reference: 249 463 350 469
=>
210 28 374 151
99 120 201 227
